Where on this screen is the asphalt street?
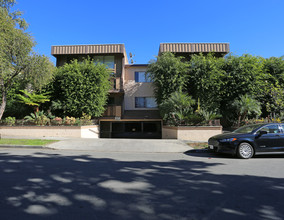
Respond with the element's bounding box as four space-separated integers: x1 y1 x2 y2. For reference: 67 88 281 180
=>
0 148 283 220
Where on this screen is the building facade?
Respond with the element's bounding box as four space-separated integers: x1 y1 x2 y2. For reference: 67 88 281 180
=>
51 43 229 139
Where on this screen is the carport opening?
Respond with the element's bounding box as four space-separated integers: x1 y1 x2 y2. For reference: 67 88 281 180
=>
100 121 162 139
144 122 159 132
125 122 141 133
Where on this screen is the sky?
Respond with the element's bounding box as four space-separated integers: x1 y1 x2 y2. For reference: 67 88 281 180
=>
15 0 284 65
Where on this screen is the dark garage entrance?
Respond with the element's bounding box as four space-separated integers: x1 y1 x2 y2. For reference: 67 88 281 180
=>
100 121 162 139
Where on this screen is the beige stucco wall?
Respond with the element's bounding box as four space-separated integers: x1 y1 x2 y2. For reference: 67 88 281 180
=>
81 126 99 138
0 126 99 139
124 66 157 110
162 126 222 142
162 127 178 139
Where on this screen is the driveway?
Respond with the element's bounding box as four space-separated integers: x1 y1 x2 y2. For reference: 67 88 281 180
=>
47 139 192 153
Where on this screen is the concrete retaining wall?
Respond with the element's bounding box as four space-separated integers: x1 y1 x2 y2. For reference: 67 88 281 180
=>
0 125 221 141
162 126 222 142
0 126 99 139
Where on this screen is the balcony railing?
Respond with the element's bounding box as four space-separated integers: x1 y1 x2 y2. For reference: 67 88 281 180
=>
103 105 122 117
109 77 122 91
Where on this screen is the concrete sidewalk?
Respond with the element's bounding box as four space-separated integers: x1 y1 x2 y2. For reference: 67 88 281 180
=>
46 139 192 153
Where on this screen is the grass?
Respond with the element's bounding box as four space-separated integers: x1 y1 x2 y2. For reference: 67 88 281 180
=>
187 142 208 149
0 139 58 146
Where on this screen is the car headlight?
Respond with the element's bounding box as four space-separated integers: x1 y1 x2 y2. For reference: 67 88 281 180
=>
219 138 237 142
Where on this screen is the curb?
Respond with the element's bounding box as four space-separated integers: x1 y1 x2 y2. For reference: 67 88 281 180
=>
0 145 54 149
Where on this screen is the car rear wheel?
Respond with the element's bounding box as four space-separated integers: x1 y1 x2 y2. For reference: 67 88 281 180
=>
237 142 254 159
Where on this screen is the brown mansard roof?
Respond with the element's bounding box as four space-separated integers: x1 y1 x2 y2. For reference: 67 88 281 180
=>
159 43 230 55
51 42 230 62
51 44 126 56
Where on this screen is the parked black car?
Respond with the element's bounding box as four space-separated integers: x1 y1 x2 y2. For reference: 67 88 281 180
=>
208 123 284 159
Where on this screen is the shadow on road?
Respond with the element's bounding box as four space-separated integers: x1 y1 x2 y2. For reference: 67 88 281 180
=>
185 149 284 159
184 149 236 159
0 150 283 220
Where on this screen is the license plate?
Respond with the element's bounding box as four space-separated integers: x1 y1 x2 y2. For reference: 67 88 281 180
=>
209 145 214 150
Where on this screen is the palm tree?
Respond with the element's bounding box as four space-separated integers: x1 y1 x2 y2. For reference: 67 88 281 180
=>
159 91 196 125
232 94 261 127
199 109 221 125
16 90 50 116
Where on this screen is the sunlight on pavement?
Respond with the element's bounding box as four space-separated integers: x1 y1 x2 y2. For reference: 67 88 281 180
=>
74 194 106 209
24 205 57 215
50 174 73 183
98 180 153 194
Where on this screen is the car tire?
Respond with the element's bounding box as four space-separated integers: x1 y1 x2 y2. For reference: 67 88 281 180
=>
237 142 254 159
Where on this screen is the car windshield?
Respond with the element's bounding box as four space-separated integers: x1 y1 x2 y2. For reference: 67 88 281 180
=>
233 124 263 134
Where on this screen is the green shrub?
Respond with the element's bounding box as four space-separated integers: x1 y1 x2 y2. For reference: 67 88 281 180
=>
24 111 50 126
187 114 204 125
80 113 93 125
3 117 16 126
159 91 196 126
49 58 110 117
74 118 82 126
64 116 76 125
51 117 63 125
35 115 50 126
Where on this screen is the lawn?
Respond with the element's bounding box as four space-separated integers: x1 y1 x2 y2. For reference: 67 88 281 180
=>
0 139 58 146
187 142 208 149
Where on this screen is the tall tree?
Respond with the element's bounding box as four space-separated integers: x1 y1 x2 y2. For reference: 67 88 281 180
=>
187 53 225 112
263 56 284 85
147 52 283 126
0 0 27 29
218 54 265 124
0 1 54 119
23 53 55 91
147 52 190 105
49 59 110 117
257 57 284 116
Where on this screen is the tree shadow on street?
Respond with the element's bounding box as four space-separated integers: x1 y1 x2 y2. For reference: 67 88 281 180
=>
0 150 283 220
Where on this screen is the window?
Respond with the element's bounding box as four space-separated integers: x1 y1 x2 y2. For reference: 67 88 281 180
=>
94 56 115 69
135 72 152 82
104 56 115 69
258 125 281 134
233 124 262 134
135 97 157 108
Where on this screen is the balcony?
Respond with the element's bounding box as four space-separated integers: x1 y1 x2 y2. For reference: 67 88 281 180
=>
109 77 123 92
103 105 122 117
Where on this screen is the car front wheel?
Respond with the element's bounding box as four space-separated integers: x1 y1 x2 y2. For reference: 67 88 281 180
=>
237 142 254 159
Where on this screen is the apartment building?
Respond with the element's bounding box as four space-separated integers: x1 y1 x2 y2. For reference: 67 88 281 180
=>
51 43 229 139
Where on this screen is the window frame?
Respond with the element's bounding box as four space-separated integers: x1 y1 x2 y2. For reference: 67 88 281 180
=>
135 71 152 83
135 97 157 108
93 55 115 69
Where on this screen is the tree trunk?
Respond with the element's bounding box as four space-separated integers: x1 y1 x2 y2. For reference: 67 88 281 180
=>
241 112 248 125
0 89 7 120
34 106 39 119
237 115 241 127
